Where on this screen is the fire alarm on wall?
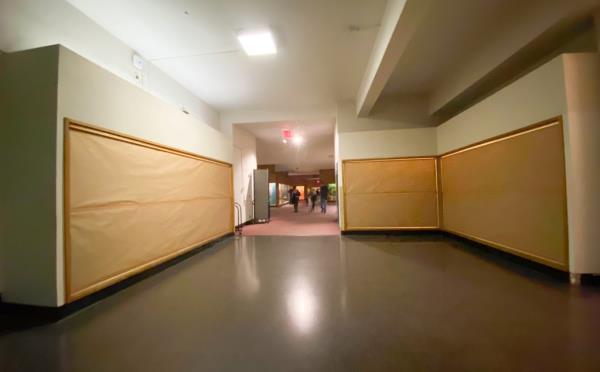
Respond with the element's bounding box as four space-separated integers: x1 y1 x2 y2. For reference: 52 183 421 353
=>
132 54 145 70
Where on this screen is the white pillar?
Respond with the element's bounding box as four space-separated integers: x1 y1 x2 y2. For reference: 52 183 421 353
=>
563 54 600 274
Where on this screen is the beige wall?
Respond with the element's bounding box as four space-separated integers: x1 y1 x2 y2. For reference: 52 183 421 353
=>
436 56 568 154
1 45 235 306
338 128 437 164
0 0 220 129
336 100 436 166
337 99 436 167
0 46 60 306
233 127 257 224
57 47 232 163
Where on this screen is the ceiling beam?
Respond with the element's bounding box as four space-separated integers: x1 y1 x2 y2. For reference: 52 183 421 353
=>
429 0 600 117
355 0 431 117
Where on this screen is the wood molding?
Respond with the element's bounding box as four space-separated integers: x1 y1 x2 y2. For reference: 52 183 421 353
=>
63 119 72 303
67 118 232 167
442 227 568 271
439 116 562 158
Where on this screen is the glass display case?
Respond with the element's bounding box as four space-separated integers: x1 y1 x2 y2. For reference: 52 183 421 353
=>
278 184 290 205
269 183 277 207
328 183 337 202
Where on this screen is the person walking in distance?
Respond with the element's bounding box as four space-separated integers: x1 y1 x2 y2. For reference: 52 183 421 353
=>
291 186 301 213
319 184 328 214
309 188 318 212
305 188 309 206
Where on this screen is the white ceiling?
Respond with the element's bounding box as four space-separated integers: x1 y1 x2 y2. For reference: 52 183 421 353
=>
68 0 387 111
238 120 335 172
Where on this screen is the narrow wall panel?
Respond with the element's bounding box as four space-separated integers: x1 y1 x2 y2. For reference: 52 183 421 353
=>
440 121 568 269
343 158 438 230
65 121 233 301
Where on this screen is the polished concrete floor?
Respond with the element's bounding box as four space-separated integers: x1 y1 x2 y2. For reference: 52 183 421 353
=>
1 235 600 371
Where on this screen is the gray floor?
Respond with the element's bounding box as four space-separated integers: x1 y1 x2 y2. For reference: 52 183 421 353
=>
1 235 600 371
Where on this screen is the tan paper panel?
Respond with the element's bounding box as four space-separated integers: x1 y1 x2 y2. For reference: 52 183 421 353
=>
70 198 230 295
345 193 438 229
67 125 233 300
441 122 568 268
344 158 438 229
70 131 231 209
344 158 436 194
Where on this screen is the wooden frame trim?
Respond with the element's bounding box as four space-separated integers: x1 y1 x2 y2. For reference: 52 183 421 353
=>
67 118 231 167
63 118 234 303
442 228 569 271
63 119 71 302
342 156 439 231
439 116 562 158
230 166 235 234
342 160 348 231
342 155 438 163
345 227 439 231
435 157 444 228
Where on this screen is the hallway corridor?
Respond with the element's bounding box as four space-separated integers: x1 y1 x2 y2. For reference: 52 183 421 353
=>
2 235 599 371
242 203 340 236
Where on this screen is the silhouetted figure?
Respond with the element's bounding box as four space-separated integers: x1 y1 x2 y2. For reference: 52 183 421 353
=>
290 187 301 213
320 184 328 214
309 189 318 212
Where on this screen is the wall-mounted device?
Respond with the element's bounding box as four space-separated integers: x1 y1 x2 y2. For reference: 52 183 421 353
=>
132 53 145 70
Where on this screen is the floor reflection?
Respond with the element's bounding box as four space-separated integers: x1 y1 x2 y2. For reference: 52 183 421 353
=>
234 237 260 297
1 235 599 371
286 275 318 335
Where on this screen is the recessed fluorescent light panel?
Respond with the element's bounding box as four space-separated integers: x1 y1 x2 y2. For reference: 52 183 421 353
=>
237 29 277 56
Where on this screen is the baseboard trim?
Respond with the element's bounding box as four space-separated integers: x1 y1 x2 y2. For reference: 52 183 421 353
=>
439 230 572 281
341 230 443 236
340 228 597 283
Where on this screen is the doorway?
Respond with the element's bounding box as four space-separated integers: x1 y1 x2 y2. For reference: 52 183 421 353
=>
233 120 339 236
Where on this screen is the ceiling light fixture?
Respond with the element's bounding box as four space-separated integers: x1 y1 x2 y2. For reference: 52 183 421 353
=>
292 135 304 146
237 29 277 56
282 139 288 144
